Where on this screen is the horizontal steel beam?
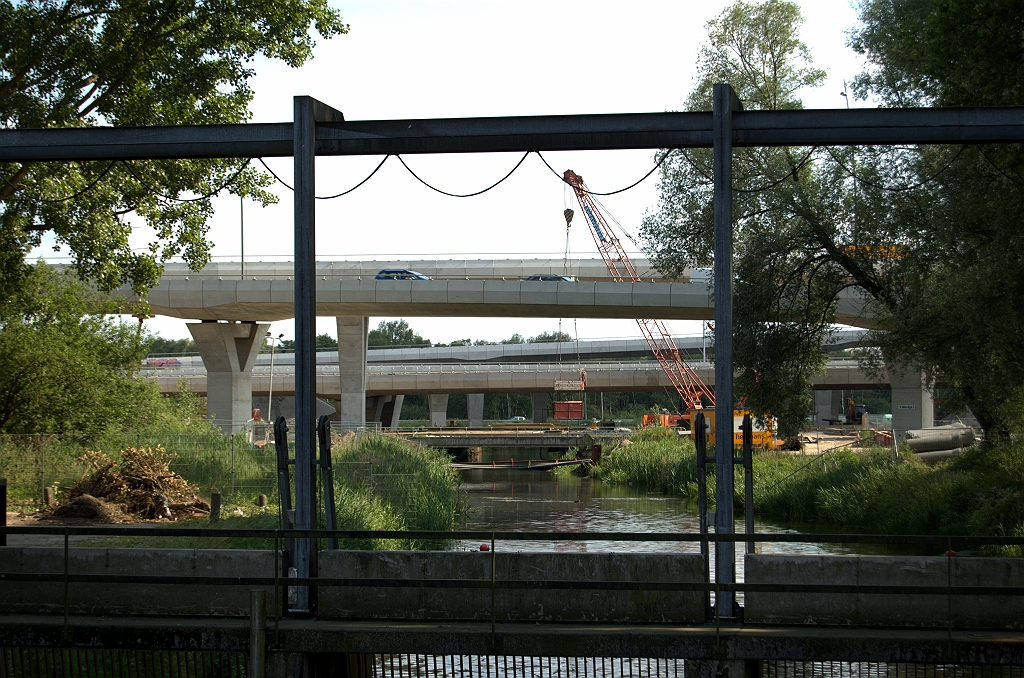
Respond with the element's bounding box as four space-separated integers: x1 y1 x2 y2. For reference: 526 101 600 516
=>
2 107 1024 162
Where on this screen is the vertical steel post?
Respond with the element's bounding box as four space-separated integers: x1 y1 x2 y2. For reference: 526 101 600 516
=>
713 82 740 617
292 95 344 612
293 95 317 611
743 413 755 555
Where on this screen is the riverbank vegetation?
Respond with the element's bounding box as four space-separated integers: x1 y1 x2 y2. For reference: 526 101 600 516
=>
27 432 465 550
586 428 1024 538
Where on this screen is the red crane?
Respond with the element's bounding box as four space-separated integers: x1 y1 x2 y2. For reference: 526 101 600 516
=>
564 169 715 412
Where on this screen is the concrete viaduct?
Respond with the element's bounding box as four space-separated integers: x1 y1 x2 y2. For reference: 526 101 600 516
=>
131 259 931 436
123 260 930 437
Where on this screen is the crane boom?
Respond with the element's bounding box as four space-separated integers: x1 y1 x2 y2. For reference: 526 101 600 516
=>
564 169 715 411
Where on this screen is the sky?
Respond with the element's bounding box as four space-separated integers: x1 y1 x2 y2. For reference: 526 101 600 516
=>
62 0 869 345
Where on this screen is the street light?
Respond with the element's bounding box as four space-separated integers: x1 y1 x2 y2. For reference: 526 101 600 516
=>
267 332 284 423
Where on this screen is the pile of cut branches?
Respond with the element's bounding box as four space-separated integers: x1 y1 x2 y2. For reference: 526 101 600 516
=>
66 446 209 519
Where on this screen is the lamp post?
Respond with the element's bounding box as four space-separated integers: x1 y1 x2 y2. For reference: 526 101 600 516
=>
267 332 284 423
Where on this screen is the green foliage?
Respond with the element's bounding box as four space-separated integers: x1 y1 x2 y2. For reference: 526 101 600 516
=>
846 0 1024 441
276 333 337 351
0 265 161 433
641 0 829 436
850 0 1024 108
332 434 465 532
367 319 430 348
590 429 1024 537
146 336 196 356
590 428 697 494
501 333 526 344
528 330 573 343
0 0 347 295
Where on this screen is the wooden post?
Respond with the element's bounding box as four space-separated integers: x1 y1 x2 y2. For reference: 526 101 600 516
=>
210 492 222 522
1 478 6 547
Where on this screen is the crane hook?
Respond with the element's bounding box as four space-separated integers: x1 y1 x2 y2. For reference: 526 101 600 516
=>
563 208 574 228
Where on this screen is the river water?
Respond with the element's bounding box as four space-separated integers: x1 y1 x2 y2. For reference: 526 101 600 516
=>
453 447 910 578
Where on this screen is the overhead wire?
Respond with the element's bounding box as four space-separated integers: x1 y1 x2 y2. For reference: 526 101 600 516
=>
396 152 529 197
536 149 674 196
973 144 1024 187
257 155 392 198
734 147 819 193
0 161 116 203
825 145 966 192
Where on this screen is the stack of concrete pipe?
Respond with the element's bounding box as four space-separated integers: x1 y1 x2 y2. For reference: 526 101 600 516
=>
906 423 975 463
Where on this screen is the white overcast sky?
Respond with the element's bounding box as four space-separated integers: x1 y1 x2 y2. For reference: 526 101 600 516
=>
94 1 866 344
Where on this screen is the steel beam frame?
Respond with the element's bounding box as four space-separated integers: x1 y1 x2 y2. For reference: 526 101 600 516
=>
3 89 1022 618
4 106 1024 161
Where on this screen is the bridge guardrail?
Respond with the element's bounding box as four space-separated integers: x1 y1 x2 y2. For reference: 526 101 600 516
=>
1 527 1022 635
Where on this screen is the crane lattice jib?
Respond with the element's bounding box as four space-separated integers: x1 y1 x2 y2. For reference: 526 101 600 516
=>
563 169 716 411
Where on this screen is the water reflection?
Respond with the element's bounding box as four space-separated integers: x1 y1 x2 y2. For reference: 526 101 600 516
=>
456 463 854 581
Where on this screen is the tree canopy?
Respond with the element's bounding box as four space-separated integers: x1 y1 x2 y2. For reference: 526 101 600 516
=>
368 320 430 348
0 264 213 433
641 0 830 438
642 0 1024 441
0 0 347 295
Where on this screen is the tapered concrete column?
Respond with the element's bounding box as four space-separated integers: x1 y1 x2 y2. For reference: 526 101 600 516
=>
381 395 404 430
467 393 484 428
428 394 449 427
337 316 369 428
813 390 843 425
187 321 269 433
888 366 934 441
531 393 548 423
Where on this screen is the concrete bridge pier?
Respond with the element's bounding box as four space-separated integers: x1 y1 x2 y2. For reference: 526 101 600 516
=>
813 390 842 425
337 316 369 428
429 394 449 427
187 321 269 433
467 393 484 428
888 366 934 440
531 393 549 423
367 394 404 430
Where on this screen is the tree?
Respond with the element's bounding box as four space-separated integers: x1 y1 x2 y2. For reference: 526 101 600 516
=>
0 0 348 296
275 333 337 352
847 0 1024 440
0 264 187 433
643 0 1024 441
146 336 196 356
528 331 572 343
367 320 429 348
641 0 830 438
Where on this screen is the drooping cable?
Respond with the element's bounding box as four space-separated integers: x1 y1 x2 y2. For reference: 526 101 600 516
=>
734 147 819 193
257 155 392 198
0 161 116 203
974 144 1024 187
536 149 674 196
121 159 252 202
396 152 529 197
825 145 966 192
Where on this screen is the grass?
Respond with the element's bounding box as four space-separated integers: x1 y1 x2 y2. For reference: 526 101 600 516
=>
79 432 466 550
584 427 1024 541
588 427 697 493
0 432 271 508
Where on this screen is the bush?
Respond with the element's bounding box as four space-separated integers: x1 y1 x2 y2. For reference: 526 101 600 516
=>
590 428 697 493
588 428 1024 539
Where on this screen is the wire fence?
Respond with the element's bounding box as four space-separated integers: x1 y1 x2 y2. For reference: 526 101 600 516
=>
1 652 1022 678
0 433 268 508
